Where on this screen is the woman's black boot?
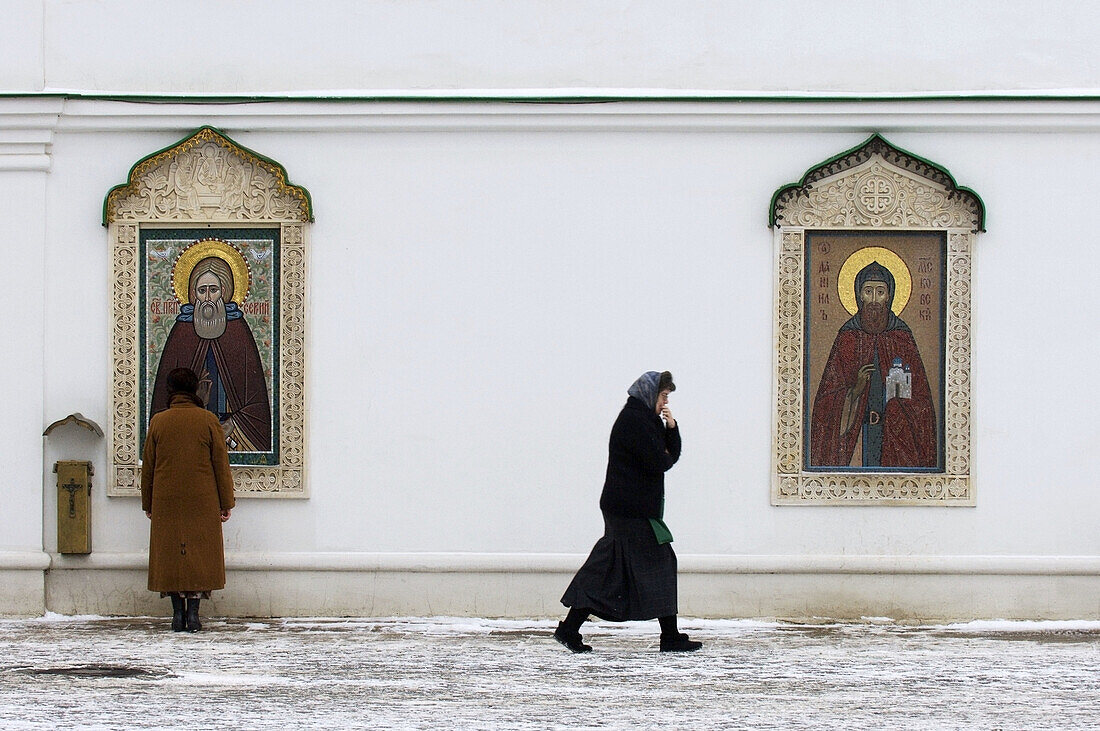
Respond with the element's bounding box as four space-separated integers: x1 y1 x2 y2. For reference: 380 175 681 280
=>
185 598 202 633
554 607 592 653
170 595 185 632
659 632 702 652
659 614 702 652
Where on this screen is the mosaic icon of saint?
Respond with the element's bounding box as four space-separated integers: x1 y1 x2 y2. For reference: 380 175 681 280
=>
150 248 271 452
809 259 936 468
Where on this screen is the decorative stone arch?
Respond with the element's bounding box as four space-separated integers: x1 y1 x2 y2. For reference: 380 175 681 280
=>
770 134 983 505
105 126 312 497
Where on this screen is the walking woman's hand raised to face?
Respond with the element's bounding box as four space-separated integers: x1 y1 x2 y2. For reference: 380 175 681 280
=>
656 388 676 429
660 405 675 429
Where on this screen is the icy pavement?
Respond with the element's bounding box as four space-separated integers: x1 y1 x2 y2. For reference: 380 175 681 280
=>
0 616 1098 730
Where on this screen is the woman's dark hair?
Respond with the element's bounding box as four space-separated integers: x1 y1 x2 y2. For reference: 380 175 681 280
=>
167 367 199 395
166 368 206 407
658 371 676 393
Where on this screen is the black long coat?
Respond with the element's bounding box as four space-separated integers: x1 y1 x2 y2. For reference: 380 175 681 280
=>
598 396 681 519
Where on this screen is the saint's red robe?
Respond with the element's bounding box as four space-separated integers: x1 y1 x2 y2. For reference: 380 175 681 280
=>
809 322 936 468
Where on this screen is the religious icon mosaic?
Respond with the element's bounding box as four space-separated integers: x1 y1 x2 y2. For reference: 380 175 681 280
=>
141 229 279 466
770 135 983 504
805 231 944 472
104 127 312 497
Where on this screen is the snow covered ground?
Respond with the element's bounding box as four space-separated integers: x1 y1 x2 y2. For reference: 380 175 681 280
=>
0 615 1097 730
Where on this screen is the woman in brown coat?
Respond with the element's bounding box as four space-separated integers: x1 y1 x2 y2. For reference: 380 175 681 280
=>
141 367 235 632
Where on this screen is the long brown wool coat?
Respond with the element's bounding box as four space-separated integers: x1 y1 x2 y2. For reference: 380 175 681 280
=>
141 395 236 593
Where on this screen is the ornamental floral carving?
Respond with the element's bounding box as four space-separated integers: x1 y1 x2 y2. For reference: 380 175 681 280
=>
105 127 311 224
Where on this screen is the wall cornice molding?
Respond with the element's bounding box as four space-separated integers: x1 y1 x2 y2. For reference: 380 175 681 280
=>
4 96 1100 137
34 98 1100 134
0 98 62 171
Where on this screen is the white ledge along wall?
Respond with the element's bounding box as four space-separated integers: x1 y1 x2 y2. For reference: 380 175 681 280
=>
1 0 1097 618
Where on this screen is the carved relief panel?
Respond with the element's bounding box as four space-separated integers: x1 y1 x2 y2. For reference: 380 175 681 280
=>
770 135 982 505
105 127 312 497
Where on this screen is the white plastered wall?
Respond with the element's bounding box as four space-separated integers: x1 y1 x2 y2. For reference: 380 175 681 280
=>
27 103 1100 620
0 1 1096 618
16 0 1100 95
0 93 57 613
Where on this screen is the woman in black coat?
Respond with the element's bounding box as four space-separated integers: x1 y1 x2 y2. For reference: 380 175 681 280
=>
556 371 701 653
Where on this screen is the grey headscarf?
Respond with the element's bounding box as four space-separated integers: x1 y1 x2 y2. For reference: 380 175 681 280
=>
627 371 662 411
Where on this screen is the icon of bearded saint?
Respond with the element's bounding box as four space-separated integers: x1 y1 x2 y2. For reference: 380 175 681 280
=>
809 261 936 468
150 256 272 452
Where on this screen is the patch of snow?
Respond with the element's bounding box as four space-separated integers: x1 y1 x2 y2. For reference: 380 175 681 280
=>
273 616 786 635
174 671 296 686
1 614 1096 729
937 619 1100 633
26 612 119 623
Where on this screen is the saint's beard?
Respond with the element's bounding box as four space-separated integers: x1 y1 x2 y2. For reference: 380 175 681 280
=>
860 301 890 334
193 299 227 339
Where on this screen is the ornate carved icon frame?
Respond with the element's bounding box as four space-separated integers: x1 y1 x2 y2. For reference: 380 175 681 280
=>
104 127 312 497
770 134 983 505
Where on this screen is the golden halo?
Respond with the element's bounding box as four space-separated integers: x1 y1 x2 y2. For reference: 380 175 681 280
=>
172 238 251 304
837 246 912 316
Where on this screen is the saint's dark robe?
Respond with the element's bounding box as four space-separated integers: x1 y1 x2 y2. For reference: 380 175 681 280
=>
150 307 271 452
809 314 936 468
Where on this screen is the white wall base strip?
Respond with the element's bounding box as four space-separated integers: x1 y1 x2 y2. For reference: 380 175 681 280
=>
46 552 1100 575
33 552 1100 620
0 551 51 570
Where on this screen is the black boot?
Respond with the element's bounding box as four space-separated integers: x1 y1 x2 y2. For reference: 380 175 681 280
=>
554 622 592 653
185 598 202 633
553 607 592 653
659 614 702 652
659 632 702 652
170 595 185 632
